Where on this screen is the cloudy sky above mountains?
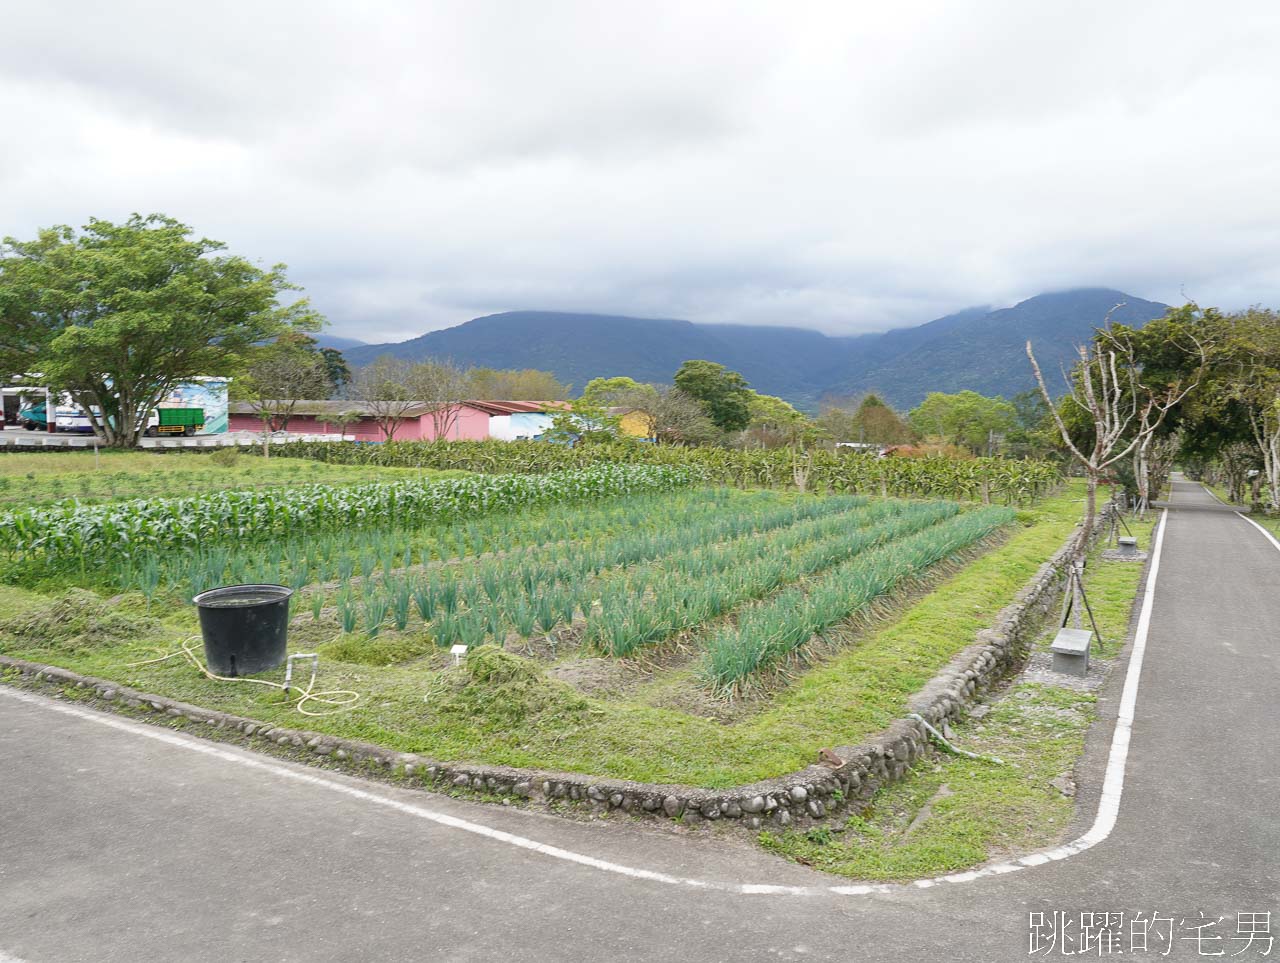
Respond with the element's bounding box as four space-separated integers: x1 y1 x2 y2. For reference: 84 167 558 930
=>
3 1 1279 342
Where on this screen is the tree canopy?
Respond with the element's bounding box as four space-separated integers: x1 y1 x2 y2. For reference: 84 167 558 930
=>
673 360 753 432
818 393 914 446
909 390 1016 454
0 214 321 446
466 367 568 400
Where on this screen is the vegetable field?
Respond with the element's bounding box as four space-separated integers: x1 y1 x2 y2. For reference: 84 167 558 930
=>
2 454 1013 692
0 480 1092 786
25 483 1010 692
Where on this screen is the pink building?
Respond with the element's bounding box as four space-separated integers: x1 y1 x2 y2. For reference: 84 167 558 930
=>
227 400 569 441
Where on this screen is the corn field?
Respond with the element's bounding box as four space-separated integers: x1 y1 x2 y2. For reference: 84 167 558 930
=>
0 464 694 575
269 439 1059 504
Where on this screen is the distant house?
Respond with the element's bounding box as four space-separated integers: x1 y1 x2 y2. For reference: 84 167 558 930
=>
471 400 572 441
608 407 655 440
227 400 569 441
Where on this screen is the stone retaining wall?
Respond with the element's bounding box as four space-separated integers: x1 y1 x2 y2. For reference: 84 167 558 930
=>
0 499 1116 829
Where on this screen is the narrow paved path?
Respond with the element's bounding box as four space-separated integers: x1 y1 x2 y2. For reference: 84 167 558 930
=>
1 478 1276 961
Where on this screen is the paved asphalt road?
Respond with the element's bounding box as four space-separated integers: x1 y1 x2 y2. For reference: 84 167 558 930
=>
1 478 1276 962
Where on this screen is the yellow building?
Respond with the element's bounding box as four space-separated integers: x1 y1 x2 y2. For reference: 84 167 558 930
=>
611 407 654 440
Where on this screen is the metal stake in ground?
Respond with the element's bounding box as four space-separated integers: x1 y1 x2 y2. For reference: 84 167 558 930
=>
1060 560 1103 643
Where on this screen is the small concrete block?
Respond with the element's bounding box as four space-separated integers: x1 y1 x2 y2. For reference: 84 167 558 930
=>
1050 628 1092 677
1117 536 1139 557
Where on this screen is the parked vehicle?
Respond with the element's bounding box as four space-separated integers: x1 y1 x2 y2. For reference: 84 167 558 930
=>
145 407 205 437
17 399 205 436
18 401 50 430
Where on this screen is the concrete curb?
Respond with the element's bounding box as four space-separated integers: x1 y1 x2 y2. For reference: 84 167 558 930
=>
0 500 1115 829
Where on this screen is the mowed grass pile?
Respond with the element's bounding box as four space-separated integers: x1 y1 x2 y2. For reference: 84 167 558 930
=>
0 481 1094 788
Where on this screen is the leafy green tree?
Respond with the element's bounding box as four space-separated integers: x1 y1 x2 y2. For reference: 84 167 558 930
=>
673 360 752 432
319 347 352 396
0 214 320 447
581 376 648 406
909 390 1016 454
1208 307 1280 508
1004 390 1057 459
546 396 621 445
743 392 816 448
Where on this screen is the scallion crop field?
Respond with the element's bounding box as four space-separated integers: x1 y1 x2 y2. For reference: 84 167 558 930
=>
0 452 1096 788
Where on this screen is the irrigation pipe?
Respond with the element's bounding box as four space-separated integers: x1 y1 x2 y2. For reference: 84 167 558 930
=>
907 712 1005 765
126 638 361 717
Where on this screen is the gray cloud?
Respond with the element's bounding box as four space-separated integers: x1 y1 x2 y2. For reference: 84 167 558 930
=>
3 0 1278 343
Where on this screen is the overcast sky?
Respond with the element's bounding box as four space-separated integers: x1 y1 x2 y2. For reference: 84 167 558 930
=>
3 1 1279 343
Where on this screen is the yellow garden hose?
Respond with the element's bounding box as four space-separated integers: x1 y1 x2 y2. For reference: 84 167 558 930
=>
127 637 360 717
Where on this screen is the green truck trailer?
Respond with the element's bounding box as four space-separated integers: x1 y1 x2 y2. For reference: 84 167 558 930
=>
145 407 205 436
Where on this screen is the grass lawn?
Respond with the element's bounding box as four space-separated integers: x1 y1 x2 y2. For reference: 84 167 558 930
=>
759 683 1095 879
0 450 469 508
756 501 1157 880
0 480 1107 791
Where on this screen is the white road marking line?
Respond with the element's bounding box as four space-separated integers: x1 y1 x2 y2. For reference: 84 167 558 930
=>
0 509 1168 897
1197 481 1280 552
1201 484 1230 506
1236 511 1280 553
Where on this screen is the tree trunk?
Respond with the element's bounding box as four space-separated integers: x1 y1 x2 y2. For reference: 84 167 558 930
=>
1077 471 1098 558
1267 429 1280 511
1133 438 1150 519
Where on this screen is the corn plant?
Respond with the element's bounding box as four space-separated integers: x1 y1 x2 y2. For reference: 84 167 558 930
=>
270 439 1059 505
2 464 697 573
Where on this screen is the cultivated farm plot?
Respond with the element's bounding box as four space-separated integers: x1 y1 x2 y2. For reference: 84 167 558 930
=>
0 462 1022 785
38 483 1012 691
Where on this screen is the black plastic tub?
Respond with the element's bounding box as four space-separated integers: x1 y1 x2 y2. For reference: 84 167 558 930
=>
192 584 293 677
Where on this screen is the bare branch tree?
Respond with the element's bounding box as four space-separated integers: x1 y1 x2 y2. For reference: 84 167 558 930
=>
1026 305 1204 553
408 358 472 441
348 356 420 441
240 350 331 457
649 386 720 446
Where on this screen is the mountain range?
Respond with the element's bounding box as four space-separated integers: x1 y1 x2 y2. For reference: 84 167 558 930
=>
340 288 1171 409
